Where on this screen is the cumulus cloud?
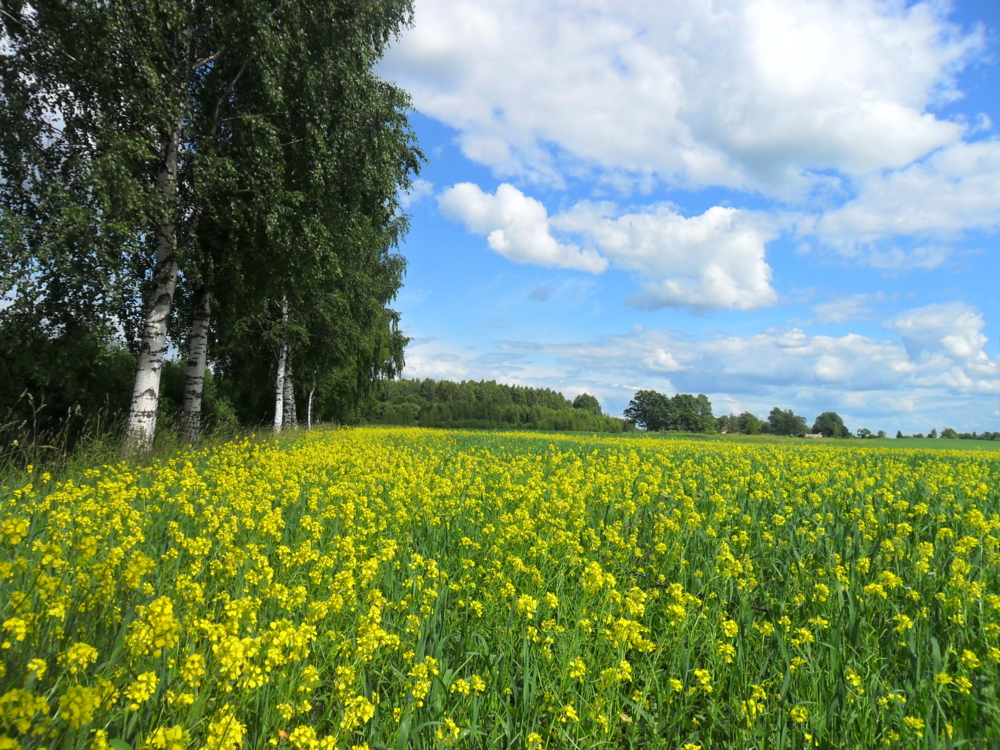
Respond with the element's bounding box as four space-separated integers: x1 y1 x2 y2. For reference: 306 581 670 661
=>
438 183 608 273
811 139 1000 266
441 183 777 310
383 0 981 195
400 301 998 431
502 305 998 415
884 302 995 388
555 202 777 310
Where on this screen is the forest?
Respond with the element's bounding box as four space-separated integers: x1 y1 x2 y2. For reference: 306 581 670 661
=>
366 378 634 432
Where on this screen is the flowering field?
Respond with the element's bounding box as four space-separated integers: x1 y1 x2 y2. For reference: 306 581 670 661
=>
2 427 1000 750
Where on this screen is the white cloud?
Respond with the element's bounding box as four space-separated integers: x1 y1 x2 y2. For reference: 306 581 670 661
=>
812 293 884 324
438 183 608 273
400 301 999 431
441 183 777 310
383 0 981 195
884 302 995 388
813 139 1000 265
555 202 777 310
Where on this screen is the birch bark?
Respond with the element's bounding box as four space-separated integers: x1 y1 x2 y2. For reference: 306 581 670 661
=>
124 123 182 454
307 386 315 430
181 281 212 442
283 361 297 427
273 299 289 432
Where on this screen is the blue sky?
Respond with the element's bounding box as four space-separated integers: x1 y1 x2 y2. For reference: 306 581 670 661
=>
379 0 999 434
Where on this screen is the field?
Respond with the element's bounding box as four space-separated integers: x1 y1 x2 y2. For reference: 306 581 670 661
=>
2 428 1000 749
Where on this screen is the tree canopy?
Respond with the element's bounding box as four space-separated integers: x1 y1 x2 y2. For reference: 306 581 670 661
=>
1 0 421 455
767 407 809 437
623 390 715 433
368 379 631 433
813 411 849 438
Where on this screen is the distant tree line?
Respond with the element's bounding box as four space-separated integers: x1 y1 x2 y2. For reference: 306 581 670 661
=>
899 429 999 441
367 379 634 433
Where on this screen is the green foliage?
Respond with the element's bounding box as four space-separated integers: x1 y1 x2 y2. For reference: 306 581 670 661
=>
813 411 849 438
1 0 422 445
624 390 716 433
572 392 603 416
367 379 632 433
767 407 809 437
738 411 763 435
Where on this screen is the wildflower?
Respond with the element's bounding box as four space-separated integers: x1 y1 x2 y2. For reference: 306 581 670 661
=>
124 672 159 711
181 653 207 687
26 659 46 680
790 706 808 724
1 518 30 545
568 657 587 681
515 595 538 619
1 688 50 732
58 685 97 729
340 695 375 732
558 704 579 723
435 718 461 745
203 708 245 750
142 725 188 750
1 619 28 649
960 650 982 669
717 642 736 663
903 716 925 739
58 642 99 675
722 619 739 638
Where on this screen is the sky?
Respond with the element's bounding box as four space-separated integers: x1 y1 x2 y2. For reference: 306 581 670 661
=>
378 0 1000 435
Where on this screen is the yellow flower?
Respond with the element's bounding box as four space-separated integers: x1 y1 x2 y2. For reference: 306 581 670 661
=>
25 659 46 681
568 657 587 681
58 642 100 675
202 709 245 750
58 685 97 729
142 725 188 750
790 705 808 724
960 649 982 669
124 672 159 711
181 653 207 687
902 716 925 738
435 718 461 745
558 703 579 723
515 594 538 619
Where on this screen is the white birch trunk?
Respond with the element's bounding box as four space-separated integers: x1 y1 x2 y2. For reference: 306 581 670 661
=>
307 386 315 430
181 282 212 443
283 361 297 428
273 299 289 432
124 124 182 455
273 339 287 433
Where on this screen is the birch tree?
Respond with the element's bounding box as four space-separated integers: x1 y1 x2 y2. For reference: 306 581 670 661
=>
3 0 420 445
